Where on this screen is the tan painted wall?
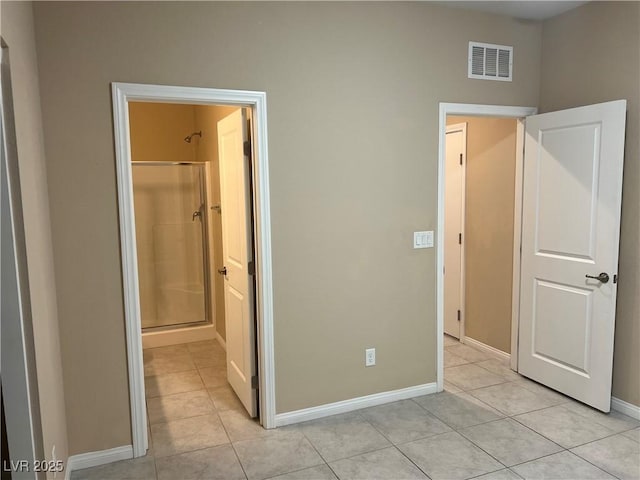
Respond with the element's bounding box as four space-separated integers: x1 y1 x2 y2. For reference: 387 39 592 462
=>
540 1 640 407
194 105 240 341
32 2 542 453
0 1 69 473
129 102 197 162
447 116 517 354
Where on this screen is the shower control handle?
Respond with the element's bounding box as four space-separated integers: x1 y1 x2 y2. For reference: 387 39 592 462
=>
218 267 227 277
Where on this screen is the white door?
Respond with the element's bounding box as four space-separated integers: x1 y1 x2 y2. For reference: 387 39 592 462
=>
217 109 257 417
444 124 466 339
518 100 626 412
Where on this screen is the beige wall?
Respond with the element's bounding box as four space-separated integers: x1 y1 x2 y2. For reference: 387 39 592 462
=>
448 116 518 354
129 102 197 162
32 1 542 452
0 1 69 473
539 1 640 407
194 105 240 341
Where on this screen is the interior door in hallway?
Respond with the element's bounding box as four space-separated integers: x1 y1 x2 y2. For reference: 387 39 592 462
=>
518 100 626 412
444 124 466 339
217 109 257 417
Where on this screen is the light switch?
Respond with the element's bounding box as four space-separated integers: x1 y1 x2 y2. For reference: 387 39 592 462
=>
425 230 434 247
414 230 434 249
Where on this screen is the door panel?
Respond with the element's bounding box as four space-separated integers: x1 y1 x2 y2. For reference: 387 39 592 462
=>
518 100 626 412
218 109 257 417
533 280 592 372
444 125 465 339
535 124 600 259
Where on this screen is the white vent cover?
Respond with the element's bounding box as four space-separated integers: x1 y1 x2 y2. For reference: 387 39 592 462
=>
468 42 513 81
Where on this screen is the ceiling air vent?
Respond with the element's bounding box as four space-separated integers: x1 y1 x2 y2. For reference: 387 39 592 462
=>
468 42 513 82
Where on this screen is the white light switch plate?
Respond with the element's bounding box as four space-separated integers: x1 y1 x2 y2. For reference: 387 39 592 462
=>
414 231 434 249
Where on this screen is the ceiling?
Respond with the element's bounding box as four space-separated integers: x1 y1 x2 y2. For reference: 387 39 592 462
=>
435 1 589 21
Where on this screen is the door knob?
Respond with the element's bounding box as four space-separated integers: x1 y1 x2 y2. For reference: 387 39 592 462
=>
585 272 609 284
218 267 227 276
192 210 202 221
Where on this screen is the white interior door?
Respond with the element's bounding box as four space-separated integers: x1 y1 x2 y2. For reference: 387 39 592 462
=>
444 124 466 339
518 100 626 412
217 109 257 417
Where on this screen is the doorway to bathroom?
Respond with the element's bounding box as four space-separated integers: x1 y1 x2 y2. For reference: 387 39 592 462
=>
128 101 237 348
112 83 276 458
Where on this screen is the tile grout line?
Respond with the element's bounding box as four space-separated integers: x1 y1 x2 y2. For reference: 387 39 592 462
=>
507 448 623 480
350 406 435 478
274 426 333 477
441 342 565 471
445 339 630 480
227 437 250 480
410 397 508 432
508 408 624 450
146 340 240 479
145 338 632 480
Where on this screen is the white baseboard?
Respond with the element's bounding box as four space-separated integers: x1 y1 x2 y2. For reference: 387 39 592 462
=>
215 331 227 351
141 324 215 349
275 382 438 427
463 336 510 362
65 445 133 480
611 396 640 420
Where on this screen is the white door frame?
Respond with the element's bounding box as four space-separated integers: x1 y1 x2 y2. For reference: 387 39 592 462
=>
112 82 276 457
1 38 45 475
437 103 537 391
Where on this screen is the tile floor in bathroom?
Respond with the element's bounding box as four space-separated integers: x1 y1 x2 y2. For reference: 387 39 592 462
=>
71 335 640 480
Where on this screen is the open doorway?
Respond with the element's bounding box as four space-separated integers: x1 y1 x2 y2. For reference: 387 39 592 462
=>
437 101 627 413
436 103 536 395
112 83 276 458
444 115 520 362
128 101 262 445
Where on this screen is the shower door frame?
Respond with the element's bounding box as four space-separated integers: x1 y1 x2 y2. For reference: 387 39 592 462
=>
112 82 275 458
132 161 213 331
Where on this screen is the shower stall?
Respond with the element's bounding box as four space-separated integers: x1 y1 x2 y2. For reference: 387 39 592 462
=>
132 162 211 331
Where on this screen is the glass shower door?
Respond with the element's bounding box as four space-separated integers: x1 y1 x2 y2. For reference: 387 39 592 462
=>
132 163 209 329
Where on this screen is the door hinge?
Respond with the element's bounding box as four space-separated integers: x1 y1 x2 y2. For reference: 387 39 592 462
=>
243 140 252 157
458 233 462 245
251 375 259 389
248 260 255 276
457 309 461 322
459 153 463 165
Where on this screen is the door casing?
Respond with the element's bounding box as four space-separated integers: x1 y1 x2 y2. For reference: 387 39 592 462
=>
1 37 46 475
112 83 276 457
437 103 537 392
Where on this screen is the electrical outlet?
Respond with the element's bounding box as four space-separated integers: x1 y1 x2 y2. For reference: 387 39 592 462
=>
365 348 376 367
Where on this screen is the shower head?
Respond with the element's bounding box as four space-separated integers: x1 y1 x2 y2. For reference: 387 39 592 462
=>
184 131 202 143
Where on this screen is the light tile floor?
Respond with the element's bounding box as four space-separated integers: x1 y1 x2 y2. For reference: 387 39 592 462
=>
72 336 640 480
